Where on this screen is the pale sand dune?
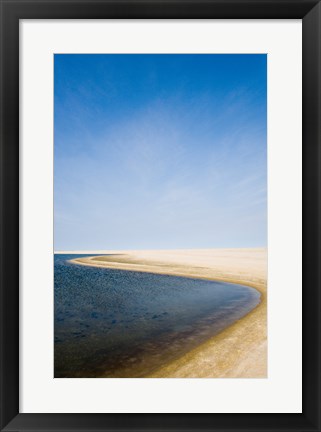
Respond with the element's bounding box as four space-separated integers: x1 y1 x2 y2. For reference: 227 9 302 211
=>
70 248 267 378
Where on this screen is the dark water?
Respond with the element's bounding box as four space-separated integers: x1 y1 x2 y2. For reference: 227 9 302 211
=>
54 254 260 378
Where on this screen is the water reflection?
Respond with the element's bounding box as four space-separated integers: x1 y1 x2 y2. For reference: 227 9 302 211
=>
54 254 260 378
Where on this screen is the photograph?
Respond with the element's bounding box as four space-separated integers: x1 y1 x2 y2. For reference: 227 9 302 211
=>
54 53 267 378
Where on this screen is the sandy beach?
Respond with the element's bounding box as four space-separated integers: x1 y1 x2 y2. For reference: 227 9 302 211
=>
68 248 267 378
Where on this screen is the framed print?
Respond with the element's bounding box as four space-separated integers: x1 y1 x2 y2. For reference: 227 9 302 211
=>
0 1 320 431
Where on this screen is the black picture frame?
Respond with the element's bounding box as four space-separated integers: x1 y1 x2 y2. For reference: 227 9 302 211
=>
0 1 320 431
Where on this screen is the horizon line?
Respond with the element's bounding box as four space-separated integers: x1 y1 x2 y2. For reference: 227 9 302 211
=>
54 246 267 254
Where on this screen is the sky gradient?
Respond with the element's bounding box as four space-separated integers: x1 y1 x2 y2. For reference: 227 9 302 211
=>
54 54 267 251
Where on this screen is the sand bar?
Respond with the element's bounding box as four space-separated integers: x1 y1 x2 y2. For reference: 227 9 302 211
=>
68 248 267 378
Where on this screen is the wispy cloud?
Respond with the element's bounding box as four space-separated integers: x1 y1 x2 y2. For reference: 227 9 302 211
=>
54 54 267 250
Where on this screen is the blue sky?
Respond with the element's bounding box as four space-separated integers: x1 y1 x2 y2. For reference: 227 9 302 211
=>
54 54 267 251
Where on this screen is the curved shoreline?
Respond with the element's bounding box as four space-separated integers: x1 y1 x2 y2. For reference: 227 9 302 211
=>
69 248 267 378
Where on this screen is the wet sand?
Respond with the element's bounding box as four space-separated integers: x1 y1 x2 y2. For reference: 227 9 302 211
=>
69 248 267 378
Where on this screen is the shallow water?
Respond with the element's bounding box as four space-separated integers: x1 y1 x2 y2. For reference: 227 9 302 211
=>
54 254 260 378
